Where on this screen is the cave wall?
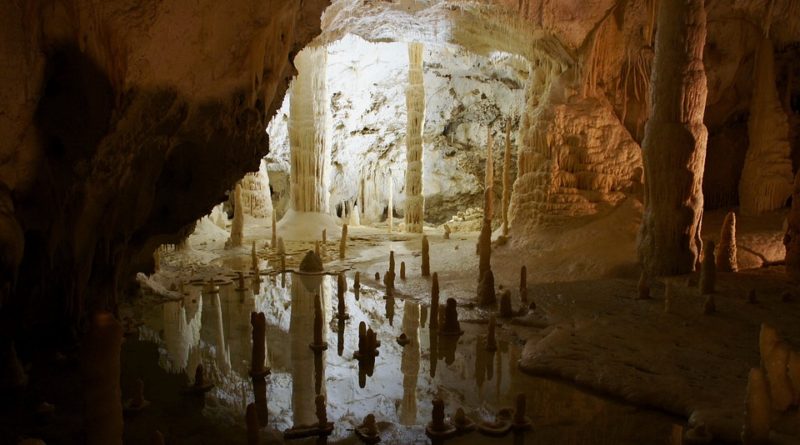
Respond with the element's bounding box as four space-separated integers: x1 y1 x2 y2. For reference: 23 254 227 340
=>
0 0 329 342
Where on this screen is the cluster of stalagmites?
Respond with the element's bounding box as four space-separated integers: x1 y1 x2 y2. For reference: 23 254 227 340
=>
742 324 800 444
426 393 531 440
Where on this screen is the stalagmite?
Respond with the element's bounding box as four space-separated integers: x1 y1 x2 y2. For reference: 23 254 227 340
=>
400 261 406 280
314 241 320 258
478 269 496 307
502 119 512 237
765 341 793 412
638 0 708 276
277 237 285 255
322 229 327 245
225 184 244 249
512 393 532 430
353 271 361 300
271 210 277 249
350 204 361 226
289 46 331 214
739 26 794 215
388 173 394 233
339 224 348 260
240 160 273 218
486 314 497 351
389 251 396 277
421 235 430 277
742 368 770 445
484 126 495 221
404 42 425 233
519 265 528 304
700 241 716 295
716 212 738 272
478 218 492 282
250 312 269 377
430 272 440 330
251 242 258 272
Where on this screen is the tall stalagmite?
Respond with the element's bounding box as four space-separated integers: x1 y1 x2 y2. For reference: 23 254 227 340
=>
717 212 738 272
240 159 273 218
638 0 709 276
289 46 331 214
502 119 512 237
404 42 425 233
738 11 793 216
226 183 244 249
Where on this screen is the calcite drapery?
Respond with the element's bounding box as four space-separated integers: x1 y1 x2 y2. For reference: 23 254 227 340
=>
638 0 709 276
404 42 425 233
290 46 331 214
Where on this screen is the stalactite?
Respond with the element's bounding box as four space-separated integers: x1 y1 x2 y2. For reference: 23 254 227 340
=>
638 0 708 276
226 183 244 249
739 34 793 215
289 46 331 214
502 118 512 237
404 42 425 233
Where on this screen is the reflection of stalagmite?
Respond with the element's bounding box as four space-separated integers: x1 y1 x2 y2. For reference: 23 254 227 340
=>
739 28 793 215
250 312 268 377
404 42 425 233
226 183 244 249
339 224 348 260
290 271 328 427
290 46 331 213
162 300 203 373
211 294 230 374
421 235 430 277
638 0 708 276
400 301 420 426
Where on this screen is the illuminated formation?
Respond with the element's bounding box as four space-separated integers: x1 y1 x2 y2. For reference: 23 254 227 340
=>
404 42 425 233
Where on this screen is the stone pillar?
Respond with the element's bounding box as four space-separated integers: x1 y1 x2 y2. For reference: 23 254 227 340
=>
638 0 708 276
289 46 330 214
738 32 793 215
404 42 425 233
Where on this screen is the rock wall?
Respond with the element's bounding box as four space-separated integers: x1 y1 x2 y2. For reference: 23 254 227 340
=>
0 0 328 339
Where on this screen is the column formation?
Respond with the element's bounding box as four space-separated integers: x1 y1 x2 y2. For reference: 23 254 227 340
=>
638 0 709 276
289 46 331 214
404 42 425 233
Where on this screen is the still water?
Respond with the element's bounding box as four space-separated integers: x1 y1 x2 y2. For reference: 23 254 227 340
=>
123 271 679 444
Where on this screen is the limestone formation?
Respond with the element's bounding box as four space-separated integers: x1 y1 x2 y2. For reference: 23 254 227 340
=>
739 34 794 215
388 173 394 233
519 265 528 304
225 184 244 249
322 229 327 245
339 224 348 260
512 393 532 430
349 204 361 227
314 241 320 257
700 241 716 295
404 42 425 233
764 341 793 411
502 119 512 237
716 212 738 272
336 272 348 320
251 242 258 272
290 46 331 214
240 160 273 218
421 235 430 277
742 368 770 445
354 271 361 300
400 261 406 280
478 269 496 307
484 126 495 221
277 237 285 255
389 251 396 277
638 0 709 276
430 272 440 330
271 210 278 249
478 217 492 283
426 398 455 438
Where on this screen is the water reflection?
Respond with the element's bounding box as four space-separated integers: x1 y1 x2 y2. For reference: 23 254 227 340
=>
135 271 679 443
